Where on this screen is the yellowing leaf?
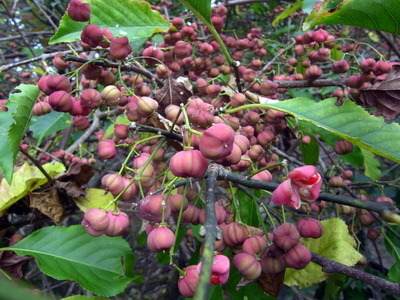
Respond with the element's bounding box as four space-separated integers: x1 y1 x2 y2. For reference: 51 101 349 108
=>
284 218 362 288
74 188 116 212
0 162 65 211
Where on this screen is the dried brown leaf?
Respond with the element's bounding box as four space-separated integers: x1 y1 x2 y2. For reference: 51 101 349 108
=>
55 180 85 198
29 189 64 224
360 65 400 120
257 270 285 297
153 76 192 114
55 162 94 186
0 250 30 279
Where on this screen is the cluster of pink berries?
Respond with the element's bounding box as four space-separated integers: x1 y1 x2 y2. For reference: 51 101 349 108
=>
24 0 397 297
81 208 129 237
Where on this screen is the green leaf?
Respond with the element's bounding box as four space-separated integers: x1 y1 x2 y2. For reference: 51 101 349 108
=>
299 122 319 165
29 110 72 146
177 0 211 24
73 188 116 212
0 84 39 183
0 162 65 211
272 0 303 26
388 259 400 283
302 0 318 14
313 124 364 168
359 148 381 181
303 0 400 36
49 0 170 44
323 273 347 300
234 189 259 227
227 266 274 300
264 98 400 163
0 277 53 300
285 218 362 288
4 226 137 297
103 115 131 138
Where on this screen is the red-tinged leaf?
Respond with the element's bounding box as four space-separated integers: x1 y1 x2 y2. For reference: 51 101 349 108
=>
0 250 30 279
360 65 400 120
152 76 193 114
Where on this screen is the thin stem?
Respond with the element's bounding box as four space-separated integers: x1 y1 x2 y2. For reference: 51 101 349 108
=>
19 147 54 184
194 164 220 300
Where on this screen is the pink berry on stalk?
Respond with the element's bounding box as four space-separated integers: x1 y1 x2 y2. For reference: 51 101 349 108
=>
33 101 52 116
52 53 69 70
101 173 125 196
147 226 175 252
232 253 262 280
199 124 235 160
199 204 226 225
283 244 311 269
97 139 117 159
230 93 246 107
73 116 90 130
178 265 200 298
169 150 208 178
215 143 242 166
367 228 381 241
186 98 214 128
118 177 139 201
242 236 267 255
139 195 171 223
137 96 158 117
80 88 102 109
104 210 129 236
99 28 114 48
167 194 189 213
67 0 90 22
297 218 323 239
332 60 350 74
110 37 132 60
222 222 248 246
334 139 353 155
305 65 323 82
69 100 91 116
46 75 72 94
260 253 286 274
328 176 343 188
81 208 110 237
101 85 121 106
142 46 164 65
81 24 103 48
114 124 129 140
182 205 201 224
272 222 300 250
48 91 73 112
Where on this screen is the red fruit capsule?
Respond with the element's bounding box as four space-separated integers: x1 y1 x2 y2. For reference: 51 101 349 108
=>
67 0 90 22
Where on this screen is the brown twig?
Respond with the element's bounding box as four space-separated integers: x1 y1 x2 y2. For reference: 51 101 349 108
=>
65 109 120 154
19 147 54 184
376 31 400 60
311 252 400 296
0 50 74 72
0 31 54 42
31 0 58 31
1 0 42 67
273 78 347 88
61 55 164 88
